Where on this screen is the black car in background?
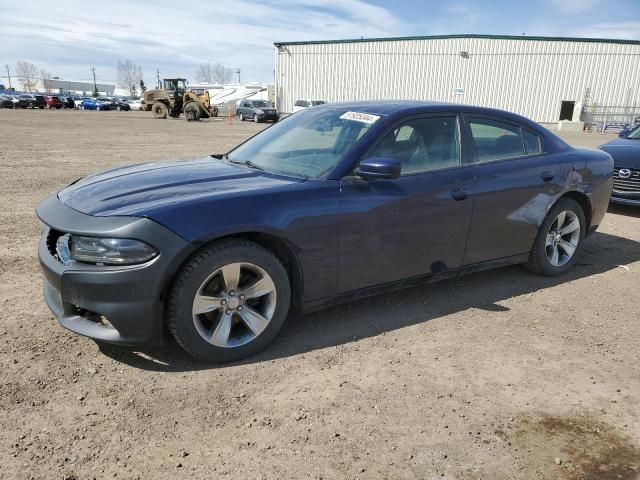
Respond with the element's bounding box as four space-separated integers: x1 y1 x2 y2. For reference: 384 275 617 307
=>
59 96 76 109
0 95 15 108
97 97 130 111
16 94 46 109
237 99 279 123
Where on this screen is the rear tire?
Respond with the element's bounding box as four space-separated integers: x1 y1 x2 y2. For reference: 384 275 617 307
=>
152 101 168 119
525 198 585 276
167 239 291 362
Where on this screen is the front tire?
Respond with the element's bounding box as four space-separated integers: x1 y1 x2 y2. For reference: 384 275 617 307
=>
253 114 259 123
167 239 291 362
525 198 585 276
183 102 201 121
239 112 244 121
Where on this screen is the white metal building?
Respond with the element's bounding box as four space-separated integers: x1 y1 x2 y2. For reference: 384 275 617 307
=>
274 34 640 122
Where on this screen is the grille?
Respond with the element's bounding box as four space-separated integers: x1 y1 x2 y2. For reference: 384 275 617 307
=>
613 167 640 193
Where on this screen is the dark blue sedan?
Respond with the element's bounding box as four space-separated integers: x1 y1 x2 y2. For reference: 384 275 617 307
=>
600 125 640 206
36 101 613 361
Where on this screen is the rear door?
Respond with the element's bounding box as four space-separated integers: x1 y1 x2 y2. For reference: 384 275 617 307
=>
338 113 475 293
462 115 560 265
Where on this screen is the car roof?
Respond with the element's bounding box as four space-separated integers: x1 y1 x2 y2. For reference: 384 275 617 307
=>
315 100 542 129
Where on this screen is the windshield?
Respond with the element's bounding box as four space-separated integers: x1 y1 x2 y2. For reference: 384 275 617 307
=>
312 100 326 106
226 108 379 178
627 125 640 140
252 101 268 108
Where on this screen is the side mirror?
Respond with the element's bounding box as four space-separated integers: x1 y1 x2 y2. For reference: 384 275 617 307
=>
355 157 401 180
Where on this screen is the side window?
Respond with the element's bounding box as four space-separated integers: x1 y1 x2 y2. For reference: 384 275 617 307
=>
469 118 525 162
523 129 542 155
367 116 460 175
294 100 304 107
395 125 415 141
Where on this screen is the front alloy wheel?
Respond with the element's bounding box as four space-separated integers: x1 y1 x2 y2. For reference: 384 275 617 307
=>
192 262 276 348
168 239 291 362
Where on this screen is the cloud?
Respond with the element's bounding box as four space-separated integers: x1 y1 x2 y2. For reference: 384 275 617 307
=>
546 0 599 14
570 22 640 40
0 0 402 85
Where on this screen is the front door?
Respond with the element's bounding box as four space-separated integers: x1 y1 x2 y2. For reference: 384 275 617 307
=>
338 114 475 293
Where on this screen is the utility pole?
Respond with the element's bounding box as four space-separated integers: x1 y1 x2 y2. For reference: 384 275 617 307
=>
4 65 12 89
90 66 97 96
156 69 161 88
236 69 241 84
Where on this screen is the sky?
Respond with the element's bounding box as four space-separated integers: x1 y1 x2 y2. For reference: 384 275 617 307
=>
1 0 639 88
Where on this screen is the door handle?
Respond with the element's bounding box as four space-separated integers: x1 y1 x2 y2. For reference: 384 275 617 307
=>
540 171 555 182
451 188 469 201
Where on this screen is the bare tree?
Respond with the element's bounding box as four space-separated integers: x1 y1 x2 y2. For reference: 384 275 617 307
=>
116 59 143 96
15 61 39 92
195 62 233 84
41 70 53 93
212 63 233 84
195 63 214 83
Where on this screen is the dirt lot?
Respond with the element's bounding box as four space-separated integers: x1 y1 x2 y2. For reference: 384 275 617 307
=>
1 109 639 480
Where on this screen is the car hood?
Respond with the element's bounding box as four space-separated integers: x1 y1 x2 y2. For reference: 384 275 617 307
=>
599 138 640 168
58 157 302 216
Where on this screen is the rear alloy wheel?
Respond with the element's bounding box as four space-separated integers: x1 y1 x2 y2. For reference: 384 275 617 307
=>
168 239 291 362
525 198 585 276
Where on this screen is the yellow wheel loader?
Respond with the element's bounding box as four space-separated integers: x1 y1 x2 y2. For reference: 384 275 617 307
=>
141 78 218 121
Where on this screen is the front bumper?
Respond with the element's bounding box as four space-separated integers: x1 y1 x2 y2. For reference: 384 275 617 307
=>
36 195 194 346
257 112 279 121
610 194 640 206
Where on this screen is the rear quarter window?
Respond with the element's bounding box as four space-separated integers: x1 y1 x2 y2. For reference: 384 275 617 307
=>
523 129 543 155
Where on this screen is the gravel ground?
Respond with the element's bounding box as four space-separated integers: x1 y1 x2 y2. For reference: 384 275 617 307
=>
1 109 639 480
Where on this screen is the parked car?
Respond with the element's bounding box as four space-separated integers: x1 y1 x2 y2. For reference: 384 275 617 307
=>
45 95 64 109
237 99 279 123
599 125 640 206
0 95 14 108
127 99 143 111
78 98 108 110
97 97 130 111
16 94 46 109
292 98 327 113
36 101 613 362
618 117 640 138
59 96 76 109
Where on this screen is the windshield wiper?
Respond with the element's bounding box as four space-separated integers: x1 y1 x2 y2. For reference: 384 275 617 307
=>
226 158 265 171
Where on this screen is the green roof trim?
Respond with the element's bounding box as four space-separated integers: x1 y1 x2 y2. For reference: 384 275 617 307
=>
274 33 640 47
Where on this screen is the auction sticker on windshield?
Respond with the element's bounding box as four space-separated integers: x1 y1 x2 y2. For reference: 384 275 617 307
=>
339 111 381 124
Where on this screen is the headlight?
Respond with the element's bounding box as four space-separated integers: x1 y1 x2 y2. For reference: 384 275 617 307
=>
69 236 158 265
256 109 264 114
